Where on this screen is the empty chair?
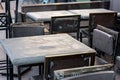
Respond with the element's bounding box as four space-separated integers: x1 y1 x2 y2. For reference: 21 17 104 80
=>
44 53 95 80
89 12 117 47
50 15 81 40
11 22 45 80
0 13 13 79
92 25 118 65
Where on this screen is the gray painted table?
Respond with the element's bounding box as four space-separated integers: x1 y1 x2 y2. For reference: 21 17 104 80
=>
26 8 116 22
0 34 96 80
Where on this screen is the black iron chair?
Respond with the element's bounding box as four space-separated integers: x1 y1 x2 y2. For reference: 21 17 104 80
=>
0 14 7 73
0 12 13 80
50 15 81 41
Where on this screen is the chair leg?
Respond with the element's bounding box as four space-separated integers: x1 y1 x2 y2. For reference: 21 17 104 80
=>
9 61 14 80
39 63 44 76
88 33 92 47
80 32 82 42
6 55 9 80
6 55 14 80
18 67 21 80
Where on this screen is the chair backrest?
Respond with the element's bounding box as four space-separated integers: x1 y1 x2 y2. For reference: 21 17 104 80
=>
61 71 115 80
89 12 117 33
11 22 44 37
92 25 119 64
44 54 91 80
88 12 117 47
54 64 114 80
50 15 80 40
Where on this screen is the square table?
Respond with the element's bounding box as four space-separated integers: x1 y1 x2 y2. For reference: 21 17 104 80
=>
0 34 96 80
